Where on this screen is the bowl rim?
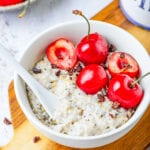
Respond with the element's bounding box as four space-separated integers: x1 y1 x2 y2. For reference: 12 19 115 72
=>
14 20 150 140
0 0 36 11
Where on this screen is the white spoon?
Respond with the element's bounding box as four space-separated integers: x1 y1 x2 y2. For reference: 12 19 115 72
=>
0 45 60 117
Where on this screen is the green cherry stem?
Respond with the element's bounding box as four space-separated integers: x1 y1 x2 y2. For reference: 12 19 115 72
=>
18 0 30 18
130 72 150 88
72 10 90 39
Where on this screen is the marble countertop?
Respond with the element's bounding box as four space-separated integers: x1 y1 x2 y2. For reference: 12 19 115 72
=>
0 0 112 146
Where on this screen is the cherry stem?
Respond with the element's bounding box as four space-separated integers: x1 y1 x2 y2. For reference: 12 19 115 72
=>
72 10 90 39
18 0 30 18
131 72 150 87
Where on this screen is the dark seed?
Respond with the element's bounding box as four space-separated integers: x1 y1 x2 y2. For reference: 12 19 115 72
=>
109 44 116 52
33 136 41 143
51 64 57 69
32 67 42 74
3 117 12 125
127 109 135 118
97 94 105 102
75 63 83 72
55 70 61 76
68 68 74 76
112 101 120 109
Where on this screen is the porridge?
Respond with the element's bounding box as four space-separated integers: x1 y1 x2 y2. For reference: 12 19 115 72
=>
26 55 135 136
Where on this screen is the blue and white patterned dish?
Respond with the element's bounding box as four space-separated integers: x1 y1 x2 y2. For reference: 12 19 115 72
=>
120 0 150 30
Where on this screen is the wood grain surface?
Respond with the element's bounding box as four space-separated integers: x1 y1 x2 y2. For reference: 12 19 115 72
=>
1 0 150 150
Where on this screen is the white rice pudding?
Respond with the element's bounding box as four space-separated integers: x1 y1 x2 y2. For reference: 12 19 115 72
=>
27 56 135 136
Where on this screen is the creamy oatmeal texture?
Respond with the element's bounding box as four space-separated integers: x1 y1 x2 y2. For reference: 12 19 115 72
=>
27 56 134 136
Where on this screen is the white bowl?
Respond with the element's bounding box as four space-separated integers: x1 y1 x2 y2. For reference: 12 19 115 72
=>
14 21 150 148
0 0 36 11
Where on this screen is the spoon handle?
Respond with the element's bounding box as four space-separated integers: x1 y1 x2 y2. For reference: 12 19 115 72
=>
0 45 59 116
0 45 42 93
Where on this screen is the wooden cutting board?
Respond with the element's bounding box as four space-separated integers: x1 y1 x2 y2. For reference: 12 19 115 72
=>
2 1 150 149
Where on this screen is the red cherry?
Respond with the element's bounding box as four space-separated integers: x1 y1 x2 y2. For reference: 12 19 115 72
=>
73 10 108 65
77 33 108 65
76 64 108 94
0 0 24 6
107 52 140 78
108 74 143 108
46 38 77 70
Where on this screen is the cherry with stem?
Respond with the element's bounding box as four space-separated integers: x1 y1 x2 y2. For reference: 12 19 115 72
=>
72 10 108 65
108 72 150 108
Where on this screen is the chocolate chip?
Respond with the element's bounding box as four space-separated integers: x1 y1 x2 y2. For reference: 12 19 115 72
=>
32 67 42 74
112 101 120 109
51 64 57 69
109 44 116 52
3 117 12 125
75 63 83 72
68 68 74 76
33 136 41 143
127 109 135 119
97 94 105 102
55 70 61 76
